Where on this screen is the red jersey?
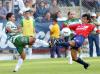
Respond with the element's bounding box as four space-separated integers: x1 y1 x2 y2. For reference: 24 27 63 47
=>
69 23 95 38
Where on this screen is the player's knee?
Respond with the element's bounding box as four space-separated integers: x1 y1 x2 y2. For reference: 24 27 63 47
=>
21 55 26 60
69 41 75 47
20 52 26 60
29 37 36 45
72 56 77 61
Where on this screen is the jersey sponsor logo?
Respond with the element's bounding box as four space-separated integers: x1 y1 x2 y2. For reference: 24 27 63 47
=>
76 25 89 30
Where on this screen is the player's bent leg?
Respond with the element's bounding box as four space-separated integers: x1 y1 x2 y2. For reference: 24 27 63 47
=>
13 36 27 72
27 45 32 59
20 51 26 60
67 49 73 64
13 36 37 72
78 48 83 59
29 36 36 45
71 48 89 69
13 50 25 72
71 49 78 60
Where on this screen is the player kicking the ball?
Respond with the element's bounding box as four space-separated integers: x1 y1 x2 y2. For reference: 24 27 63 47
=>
56 14 100 69
5 13 36 72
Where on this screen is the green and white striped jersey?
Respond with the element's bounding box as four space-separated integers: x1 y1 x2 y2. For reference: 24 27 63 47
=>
64 18 82 25
5 21 22 43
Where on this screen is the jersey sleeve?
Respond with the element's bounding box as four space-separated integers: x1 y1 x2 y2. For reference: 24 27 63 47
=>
6 22 11 28
90 24 95 31
6 22 14 32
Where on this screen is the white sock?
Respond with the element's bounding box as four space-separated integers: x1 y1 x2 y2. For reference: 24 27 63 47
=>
67 50 73 64
25 45 29 55
14 57 23 71
28 48 32 59
78 49 83 59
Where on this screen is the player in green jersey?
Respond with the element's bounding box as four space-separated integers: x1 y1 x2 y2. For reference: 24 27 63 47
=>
5 13 35 72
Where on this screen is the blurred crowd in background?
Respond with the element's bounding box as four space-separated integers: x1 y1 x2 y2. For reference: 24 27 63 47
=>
0 0 100 25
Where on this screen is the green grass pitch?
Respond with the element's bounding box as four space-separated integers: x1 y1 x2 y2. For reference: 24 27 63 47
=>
0 57 100 74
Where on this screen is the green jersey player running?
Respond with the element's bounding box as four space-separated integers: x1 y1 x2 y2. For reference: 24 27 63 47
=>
5 13 36 72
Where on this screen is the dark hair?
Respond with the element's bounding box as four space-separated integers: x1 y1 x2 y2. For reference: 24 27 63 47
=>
52 18 57 22
6 13 13 20
68 11 71 15
32 4 36 8
25 10 32 13
82 13 91 22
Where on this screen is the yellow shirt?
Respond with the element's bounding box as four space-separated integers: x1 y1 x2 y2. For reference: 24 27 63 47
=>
21 18 35 37
50 23 60 38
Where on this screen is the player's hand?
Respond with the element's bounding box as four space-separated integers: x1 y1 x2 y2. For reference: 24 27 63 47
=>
49 25 53 29
6 27 12 33
96 30 100 34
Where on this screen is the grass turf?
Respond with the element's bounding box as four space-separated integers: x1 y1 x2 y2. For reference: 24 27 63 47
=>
0 57 100 74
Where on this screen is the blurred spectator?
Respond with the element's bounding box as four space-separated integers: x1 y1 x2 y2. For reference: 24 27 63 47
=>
15 0 26 13
23 0 36 8
49 0 59 19
36 0 51 6
36 0 42 6
43 0 51 4
57 10 67 22
88 13 100 57
24 0 33 8
42 12 52 23
0 3 7 24
49 18 61 58
34 1 48 18
3 1 12 13
35 12 52 23
14 0 20 17
56 10 67 28
14 0 26 25
58 0 79 6
24 1 31 9
44 1 50 11
24 0 35 17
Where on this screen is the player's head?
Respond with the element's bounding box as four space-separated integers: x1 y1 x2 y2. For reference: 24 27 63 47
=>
82 14 91 23
56 10 62 18
29 36 36 45
40 1 45 7
68 11 76 19
6 13 15 22
23 9 31 19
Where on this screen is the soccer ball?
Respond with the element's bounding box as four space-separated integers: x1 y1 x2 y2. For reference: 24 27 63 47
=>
61 27 72 36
